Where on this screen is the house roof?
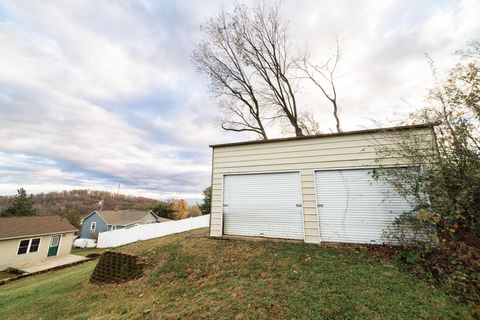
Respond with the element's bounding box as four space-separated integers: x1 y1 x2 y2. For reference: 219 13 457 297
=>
209 123 437 148
94 210 159 226
0 215 78 240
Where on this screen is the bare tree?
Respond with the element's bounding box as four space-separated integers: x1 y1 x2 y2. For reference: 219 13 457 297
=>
297 111 321 135
233 3 304 136
192 9 268 139
193 2 310 138
298 38 342 132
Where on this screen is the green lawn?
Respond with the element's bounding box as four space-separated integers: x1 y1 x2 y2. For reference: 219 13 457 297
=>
0 229 476 320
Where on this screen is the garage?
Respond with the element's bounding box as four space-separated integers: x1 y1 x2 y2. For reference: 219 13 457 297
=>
315 168 413 244
223 172 304 240
209 124 434 244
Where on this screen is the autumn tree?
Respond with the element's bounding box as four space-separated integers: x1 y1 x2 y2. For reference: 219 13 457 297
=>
171 199 190 220
1 188 38 217
193 2 338 138
189 204 203 217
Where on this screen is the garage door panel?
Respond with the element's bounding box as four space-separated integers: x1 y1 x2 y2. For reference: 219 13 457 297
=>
315 169 413 244
223 172 304 240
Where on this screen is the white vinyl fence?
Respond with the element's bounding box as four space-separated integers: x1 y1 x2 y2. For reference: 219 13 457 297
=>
97 214 210 248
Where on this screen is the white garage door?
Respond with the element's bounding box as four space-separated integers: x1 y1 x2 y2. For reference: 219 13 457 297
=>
223 172 304 240
315 168 413 244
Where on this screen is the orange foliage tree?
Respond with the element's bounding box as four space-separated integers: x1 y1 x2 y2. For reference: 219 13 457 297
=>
171 199 190 220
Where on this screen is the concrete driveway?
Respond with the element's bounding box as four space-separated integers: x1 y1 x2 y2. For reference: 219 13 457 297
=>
11 254 89 273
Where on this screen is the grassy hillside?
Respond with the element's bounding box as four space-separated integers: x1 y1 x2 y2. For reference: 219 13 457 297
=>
0 229 476 319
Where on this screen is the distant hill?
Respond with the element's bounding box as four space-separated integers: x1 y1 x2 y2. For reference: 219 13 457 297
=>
0 189 160 217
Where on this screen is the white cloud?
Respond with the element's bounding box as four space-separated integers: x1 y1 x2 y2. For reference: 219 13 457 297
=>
0 0 478 198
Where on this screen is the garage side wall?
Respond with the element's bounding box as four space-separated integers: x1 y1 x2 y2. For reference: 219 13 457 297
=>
210 128 433 244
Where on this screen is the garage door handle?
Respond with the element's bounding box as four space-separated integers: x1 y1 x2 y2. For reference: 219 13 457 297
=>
296 204 302 207
317 204 324 207
223 204 229 207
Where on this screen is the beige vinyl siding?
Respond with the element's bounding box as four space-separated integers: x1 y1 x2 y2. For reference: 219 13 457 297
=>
210 128 434 244
0 232 76 271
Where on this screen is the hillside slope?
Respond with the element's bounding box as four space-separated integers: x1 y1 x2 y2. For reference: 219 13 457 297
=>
0 189 160 216
0 229 476 319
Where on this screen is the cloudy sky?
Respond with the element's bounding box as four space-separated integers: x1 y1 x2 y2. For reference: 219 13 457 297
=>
0 0 478 200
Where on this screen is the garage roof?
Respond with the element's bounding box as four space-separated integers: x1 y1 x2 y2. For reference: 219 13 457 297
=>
0 215 78 240
209 123 436 148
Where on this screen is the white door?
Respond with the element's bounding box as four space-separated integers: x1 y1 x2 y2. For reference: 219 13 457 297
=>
223 172 304 240
315 168 413 244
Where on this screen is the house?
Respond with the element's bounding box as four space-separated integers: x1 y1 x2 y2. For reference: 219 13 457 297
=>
0 215 78 271
209 124 435 245
80 210 165 239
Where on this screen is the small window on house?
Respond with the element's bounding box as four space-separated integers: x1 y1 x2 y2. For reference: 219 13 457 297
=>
90 221 96 231
29 238 40 252
17 239 30 255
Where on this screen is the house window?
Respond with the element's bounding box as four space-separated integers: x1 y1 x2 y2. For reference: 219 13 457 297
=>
17 238 42 255
29 238 41 252
17 239 30 255
90 222 96 231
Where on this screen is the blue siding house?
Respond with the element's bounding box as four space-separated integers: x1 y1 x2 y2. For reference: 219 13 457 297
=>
80 210 165 239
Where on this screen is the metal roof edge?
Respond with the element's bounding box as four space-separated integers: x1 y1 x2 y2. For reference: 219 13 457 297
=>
209 123 438 148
